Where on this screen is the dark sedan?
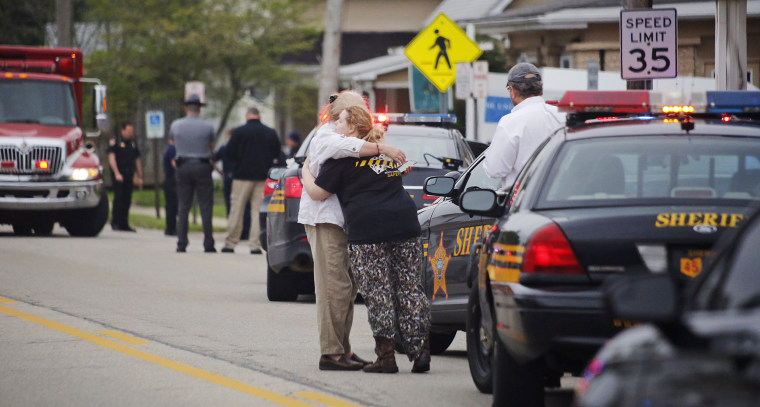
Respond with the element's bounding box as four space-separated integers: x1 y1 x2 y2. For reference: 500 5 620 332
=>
575 203 760 407
265 114 484 301
458 90 760 406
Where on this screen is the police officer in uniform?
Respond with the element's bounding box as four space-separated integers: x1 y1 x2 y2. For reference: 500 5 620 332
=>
170 94 217 253
108 122 143 232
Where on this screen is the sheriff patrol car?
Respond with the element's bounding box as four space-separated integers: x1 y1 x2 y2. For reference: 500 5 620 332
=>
434 89 760 406
264 114 485 302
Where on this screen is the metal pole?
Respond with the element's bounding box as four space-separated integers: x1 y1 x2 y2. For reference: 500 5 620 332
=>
439 91 447 114
153 138 161 218
466 24 477 141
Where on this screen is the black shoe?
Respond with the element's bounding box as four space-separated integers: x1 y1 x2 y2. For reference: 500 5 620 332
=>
221 247 234 253
111 224 122 231
204 247 217 253
319 355 363 371
164 230 177 236
124 226 137 232
250 249 262 255
176 247 186 253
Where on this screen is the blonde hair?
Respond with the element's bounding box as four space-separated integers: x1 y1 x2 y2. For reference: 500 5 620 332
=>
318 90 367 124
342 105 384 143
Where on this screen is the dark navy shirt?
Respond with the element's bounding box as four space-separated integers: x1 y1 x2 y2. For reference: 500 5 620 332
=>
315 155 421 245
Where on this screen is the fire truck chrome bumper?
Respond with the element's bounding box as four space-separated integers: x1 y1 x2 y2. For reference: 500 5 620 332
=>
0 180 102 210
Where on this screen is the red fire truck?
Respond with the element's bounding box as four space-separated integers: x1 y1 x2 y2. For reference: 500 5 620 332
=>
0 46 109 236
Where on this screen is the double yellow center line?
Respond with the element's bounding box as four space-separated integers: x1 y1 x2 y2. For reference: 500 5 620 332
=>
0 297 362 407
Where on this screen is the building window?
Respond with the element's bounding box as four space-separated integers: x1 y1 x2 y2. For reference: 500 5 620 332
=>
560 54 572 69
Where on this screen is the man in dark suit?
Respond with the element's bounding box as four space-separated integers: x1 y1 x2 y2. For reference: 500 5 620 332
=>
221 107 281 254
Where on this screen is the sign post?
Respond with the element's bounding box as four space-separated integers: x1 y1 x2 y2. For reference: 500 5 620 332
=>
145 110 165 218
405 13 483 95
620 8 678 81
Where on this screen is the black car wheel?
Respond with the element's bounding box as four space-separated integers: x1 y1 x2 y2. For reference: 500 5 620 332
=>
62 193 109 237
492 334 545 407
466 283 493 394
267 266 298 302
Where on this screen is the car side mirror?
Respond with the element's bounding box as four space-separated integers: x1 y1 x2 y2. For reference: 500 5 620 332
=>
268 167 286 181
604 274 679 324
459 189 505 218
424 176 456 197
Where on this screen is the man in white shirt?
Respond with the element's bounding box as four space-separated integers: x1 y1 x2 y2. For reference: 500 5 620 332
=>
483 63 566 189
298 90 406 371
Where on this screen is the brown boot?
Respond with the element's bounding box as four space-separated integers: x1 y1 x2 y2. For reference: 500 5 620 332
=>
363 337 398 373
411 337 431 373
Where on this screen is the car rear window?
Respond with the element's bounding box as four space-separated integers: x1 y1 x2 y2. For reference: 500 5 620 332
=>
539 135 760 208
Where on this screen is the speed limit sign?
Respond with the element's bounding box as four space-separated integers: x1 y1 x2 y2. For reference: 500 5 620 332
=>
620 8 677 80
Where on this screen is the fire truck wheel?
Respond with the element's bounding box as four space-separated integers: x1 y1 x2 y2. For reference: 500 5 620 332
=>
12 223 33 236
32 220 55 236
62 193 109 237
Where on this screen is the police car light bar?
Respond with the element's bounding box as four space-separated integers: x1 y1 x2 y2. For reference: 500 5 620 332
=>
561 90 760 118
375 113 457 125
706 91 760 113
558 91 650 113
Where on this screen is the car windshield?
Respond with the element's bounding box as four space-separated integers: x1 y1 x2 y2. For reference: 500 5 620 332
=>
692 209 760 311
0 79 78 126
538 135 760 208
384 130 459 169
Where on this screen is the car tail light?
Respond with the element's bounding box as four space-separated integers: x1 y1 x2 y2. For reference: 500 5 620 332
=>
263 179 279 196
522 223 584 275
283 176 303 198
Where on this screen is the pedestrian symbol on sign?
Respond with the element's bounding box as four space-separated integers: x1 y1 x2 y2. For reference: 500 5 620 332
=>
431 30 451 69
405 13 482 93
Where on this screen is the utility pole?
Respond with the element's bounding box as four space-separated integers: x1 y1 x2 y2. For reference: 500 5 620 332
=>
715 0 748 90
56 0 73 47
625 0 652 90
318 0 344 112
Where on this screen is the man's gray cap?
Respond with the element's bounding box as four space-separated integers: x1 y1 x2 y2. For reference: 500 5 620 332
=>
184 94 206 106
507 63 542 83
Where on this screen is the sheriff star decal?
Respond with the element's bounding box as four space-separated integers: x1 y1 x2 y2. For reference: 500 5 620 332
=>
429 231 451 300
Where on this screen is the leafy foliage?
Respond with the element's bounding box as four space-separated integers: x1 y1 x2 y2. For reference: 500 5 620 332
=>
82 0 320 134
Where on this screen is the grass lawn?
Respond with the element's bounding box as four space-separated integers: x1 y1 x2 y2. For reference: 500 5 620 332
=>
107 183 227 232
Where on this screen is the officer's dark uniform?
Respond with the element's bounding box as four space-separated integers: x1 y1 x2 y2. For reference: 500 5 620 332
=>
108 136 140 230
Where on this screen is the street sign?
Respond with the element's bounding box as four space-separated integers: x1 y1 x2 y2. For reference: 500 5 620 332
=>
184 81 206 103
405 13 483 93
145 110 165 139
620 8 678 80
410 66 440 112
455 62 472 100
471 61 488 99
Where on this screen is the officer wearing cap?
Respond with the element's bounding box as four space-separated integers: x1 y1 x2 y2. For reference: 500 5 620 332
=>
169 94 217 253
483 62 566 189
108 122 143 232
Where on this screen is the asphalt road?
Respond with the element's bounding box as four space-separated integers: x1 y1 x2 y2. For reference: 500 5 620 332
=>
0 224 575 407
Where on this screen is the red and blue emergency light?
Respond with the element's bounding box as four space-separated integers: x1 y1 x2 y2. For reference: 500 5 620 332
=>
559 90 760 127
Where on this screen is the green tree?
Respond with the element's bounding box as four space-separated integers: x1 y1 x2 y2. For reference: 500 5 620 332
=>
0 0 54 45
82 0 319 136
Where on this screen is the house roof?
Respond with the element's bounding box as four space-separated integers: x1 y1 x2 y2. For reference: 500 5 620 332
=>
339 52 410 82
463 0 760 33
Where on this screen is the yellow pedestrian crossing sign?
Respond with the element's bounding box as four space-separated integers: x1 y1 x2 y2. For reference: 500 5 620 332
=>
405 13 483 93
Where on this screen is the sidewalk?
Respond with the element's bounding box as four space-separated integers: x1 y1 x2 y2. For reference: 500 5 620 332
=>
129 204 229 226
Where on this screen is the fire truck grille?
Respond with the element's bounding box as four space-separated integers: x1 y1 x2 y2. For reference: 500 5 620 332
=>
0 145 63 174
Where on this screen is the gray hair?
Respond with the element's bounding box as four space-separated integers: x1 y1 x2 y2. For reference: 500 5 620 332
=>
247 107 260 116
509 80 543 98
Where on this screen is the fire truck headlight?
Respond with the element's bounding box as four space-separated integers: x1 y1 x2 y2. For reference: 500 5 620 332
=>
71 168 100 181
